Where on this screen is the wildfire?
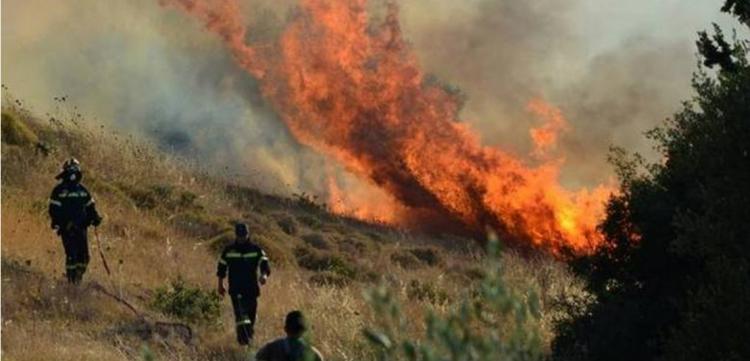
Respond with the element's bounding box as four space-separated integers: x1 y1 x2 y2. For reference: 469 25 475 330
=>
162 0 614 255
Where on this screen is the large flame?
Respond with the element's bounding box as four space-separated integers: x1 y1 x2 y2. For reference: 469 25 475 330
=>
162 0 613 254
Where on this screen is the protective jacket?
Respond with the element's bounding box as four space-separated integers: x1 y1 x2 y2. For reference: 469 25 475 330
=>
217 241 271 296
48 180 101 284
49 181 100 230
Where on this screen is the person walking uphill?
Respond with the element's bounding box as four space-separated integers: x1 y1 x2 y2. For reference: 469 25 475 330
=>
217 223 271 345
48 158 102 284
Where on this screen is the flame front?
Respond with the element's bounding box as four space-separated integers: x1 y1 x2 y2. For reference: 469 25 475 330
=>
163 0 614 254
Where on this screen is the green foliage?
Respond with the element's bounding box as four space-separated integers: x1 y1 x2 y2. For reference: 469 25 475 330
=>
141 345 157 361
364 238 543 361
295 246 358 279
406 280 449 305
554 4 750 360
150 278 221 325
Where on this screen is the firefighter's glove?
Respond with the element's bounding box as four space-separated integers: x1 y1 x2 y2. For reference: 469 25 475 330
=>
259 275 268 286
217 283 226 297
92 215 103 227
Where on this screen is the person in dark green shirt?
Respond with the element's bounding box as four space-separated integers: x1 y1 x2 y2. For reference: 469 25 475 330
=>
255 311 324 361
217 223 270 345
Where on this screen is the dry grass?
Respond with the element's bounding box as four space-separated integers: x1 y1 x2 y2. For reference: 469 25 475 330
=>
1 100 587 360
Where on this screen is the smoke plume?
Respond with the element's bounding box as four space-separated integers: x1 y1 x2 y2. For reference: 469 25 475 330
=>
2 0 742 252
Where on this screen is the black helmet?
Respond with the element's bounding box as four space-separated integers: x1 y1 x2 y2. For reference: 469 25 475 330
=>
56 158 82 181
235 223 249 239
284 310 308 335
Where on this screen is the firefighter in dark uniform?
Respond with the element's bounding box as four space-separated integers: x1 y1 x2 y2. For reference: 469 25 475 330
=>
48 158 102 284
217 223 271 345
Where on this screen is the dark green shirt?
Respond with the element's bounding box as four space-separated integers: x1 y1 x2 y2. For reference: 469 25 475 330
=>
255 337 323 361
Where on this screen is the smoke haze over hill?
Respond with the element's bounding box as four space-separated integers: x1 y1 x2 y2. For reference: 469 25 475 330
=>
2 0 741 201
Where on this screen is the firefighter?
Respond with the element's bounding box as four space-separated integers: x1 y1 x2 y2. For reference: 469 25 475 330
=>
255 310 324 361
48 158 102 284
217 223 271 345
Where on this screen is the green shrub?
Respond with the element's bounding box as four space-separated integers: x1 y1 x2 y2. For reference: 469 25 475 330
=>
295 247 357 279
364 237 543 361
406 280 449 305
151 278 221 325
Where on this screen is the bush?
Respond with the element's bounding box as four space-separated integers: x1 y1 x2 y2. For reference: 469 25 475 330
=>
120 184 201 212
294 247 358 279
408 247 442 267
364 237 543 361
301 233 331 250
170 210 228 238
1 112 38 146
390 250 422 270
252 233 293 266
151 278 221 325
553 6 750 361
276 215 299 235
339 236 370 257
406 280 449 305
309 271 351 288
297 214 323 229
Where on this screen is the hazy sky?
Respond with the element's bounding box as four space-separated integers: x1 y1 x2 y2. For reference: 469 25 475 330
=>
2 0 744 192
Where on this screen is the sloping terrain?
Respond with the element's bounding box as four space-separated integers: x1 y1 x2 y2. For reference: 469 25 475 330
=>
1 100 584 360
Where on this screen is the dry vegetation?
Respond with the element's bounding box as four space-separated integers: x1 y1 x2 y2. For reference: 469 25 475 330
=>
1 97 587 360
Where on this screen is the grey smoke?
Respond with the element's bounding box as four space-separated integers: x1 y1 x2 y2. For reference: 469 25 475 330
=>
2 0 744 197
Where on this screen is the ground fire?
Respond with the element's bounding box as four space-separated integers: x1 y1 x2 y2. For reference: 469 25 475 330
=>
162 0 614 255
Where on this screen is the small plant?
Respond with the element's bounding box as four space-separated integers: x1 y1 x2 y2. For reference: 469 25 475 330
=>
302 233 331 250
390 250 422 270
295 247 358 279
310 271 351 288
151 278 221 325
277 215 299 235
364 235 544 361
406 280 449 305
408 247 442 267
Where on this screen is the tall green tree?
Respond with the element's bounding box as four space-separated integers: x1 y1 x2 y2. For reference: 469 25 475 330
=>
553 2 750 360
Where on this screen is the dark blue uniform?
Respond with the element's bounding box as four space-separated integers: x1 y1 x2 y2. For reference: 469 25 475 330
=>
49 181 101 283
217 240 271 344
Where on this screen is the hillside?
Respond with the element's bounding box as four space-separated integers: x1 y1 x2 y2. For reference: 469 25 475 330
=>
1 98 585 361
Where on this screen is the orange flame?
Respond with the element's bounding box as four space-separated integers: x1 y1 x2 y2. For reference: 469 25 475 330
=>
162 0 614 254
527 98 569 159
